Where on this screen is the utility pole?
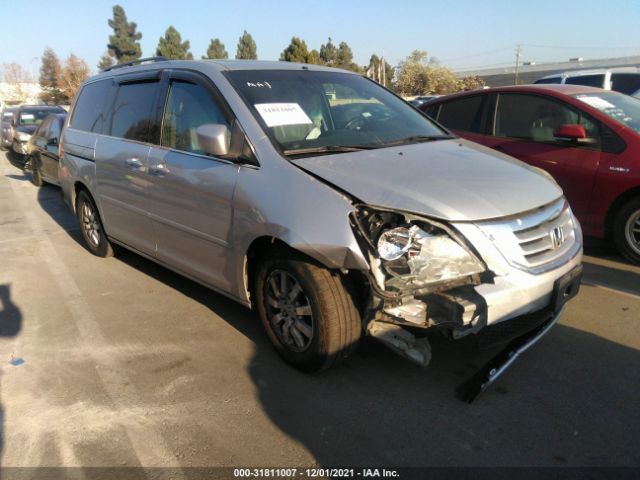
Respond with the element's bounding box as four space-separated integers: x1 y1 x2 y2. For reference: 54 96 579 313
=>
382 56 386 87
514 44 522 85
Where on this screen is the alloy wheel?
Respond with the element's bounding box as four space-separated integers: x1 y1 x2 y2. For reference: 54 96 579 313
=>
81 201 101 248
264 269 314 352
625 209 640 256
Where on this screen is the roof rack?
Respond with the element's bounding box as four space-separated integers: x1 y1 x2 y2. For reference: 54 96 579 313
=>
102 56 168 72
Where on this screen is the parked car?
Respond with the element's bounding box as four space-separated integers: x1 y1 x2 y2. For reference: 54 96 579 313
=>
59 59 582 384
534 67 640 96
1 106 17 149
420 84 640 263
10 105 66 158
27 112 66 186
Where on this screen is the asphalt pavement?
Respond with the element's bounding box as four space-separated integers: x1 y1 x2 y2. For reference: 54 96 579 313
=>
0 150 638 473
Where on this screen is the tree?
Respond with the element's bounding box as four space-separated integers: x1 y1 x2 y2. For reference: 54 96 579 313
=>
280 37 310 63
98 51 115 71
156 26 193 60
460 75 486 91
60 54 90 102
39 48 65 104
202 38 228 59
395 50 463 96
107 5 142 64
307 49 321 65
236 30 257 59
319 37 337 66
2 63 31 102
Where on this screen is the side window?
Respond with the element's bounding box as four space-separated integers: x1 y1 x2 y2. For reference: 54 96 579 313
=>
495 94 599 142
534 77 562 84
161 80 230 155
70 79 113 133
421 103 440 120
611 73 640 95
565 74 605 88
437 96 486 133
110 81 159 143
34 116 52 139
49 117 62 140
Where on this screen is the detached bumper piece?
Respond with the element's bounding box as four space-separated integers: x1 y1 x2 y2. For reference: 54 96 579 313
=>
456 264 582 403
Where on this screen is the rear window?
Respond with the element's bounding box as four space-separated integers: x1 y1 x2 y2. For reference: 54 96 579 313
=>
70 79 113 133
565 74 605 88
611 73 640 95
109 81 160 143
436 96 486 133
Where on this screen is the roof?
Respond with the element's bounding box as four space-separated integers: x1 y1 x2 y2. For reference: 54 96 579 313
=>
429 84 608 103
93 59 354 80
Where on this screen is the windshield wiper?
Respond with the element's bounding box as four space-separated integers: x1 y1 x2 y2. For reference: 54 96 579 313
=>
283 144 380 156
378 135 455 147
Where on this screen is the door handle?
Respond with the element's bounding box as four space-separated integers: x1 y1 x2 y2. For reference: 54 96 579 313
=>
124 157 143 168
149 162 170 176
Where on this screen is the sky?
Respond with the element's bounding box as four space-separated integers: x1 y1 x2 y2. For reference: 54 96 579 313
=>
1 0 638 78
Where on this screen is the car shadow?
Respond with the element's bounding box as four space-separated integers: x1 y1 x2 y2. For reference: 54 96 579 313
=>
4 150 28 171
114 250 640 467
36 184 83 246
26 177 640 467
0 284 23 470
582 260 640 297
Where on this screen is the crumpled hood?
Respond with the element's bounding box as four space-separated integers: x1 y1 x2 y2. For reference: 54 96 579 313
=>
15 125 37 135
293 139 563 222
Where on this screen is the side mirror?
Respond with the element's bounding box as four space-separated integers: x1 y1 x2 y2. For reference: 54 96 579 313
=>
554 124 586 140
47 137 58 146
196 124 230 157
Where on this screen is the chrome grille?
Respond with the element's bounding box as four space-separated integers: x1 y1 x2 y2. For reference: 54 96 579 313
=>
476 198 580 274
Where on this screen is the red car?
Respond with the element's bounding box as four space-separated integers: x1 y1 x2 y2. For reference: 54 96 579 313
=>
420 85 640 263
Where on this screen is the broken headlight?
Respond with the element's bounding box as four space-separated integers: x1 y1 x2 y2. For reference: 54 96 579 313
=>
353 206 485 292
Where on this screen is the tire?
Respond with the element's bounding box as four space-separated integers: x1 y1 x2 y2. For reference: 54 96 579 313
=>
255 257 361 372
76 190 114 258
613 197 640 264
31 158 43 186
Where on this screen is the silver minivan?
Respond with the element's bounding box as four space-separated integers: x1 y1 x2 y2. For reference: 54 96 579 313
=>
60 59 583 385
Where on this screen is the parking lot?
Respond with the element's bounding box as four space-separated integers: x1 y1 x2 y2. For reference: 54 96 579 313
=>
0 149 639 469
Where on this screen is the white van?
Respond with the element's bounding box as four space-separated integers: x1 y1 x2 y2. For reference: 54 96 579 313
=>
534 67 640 96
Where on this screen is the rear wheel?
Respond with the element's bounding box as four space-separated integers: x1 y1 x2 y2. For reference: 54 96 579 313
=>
613 197 640 264
76 190 114 258
255 257 361 372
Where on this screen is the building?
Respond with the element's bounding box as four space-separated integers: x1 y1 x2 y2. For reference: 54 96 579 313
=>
455 55 640 87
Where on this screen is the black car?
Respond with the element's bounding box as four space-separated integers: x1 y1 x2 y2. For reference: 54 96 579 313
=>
28 112 66 186
10 105 66 158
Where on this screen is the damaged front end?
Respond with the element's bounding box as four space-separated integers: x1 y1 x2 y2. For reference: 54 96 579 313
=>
350 205 493 367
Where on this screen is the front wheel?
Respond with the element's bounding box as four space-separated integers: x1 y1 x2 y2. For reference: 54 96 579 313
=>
613 197 640 264
31 158 43 186
76 191 114 258
255 257 361 372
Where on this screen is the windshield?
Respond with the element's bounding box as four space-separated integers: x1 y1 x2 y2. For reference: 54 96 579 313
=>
225 69 449 156
2 111 14 121
573 92 640 133
18 108 60 126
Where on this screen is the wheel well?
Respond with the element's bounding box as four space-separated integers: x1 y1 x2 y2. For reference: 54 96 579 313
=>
604 187 640 238
244 236 370 316
72 181 90 213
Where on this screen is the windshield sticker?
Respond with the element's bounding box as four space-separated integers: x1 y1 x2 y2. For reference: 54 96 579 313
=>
576 96 615 110
20 114 35 120
246 81 272 89
255 103 312 127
